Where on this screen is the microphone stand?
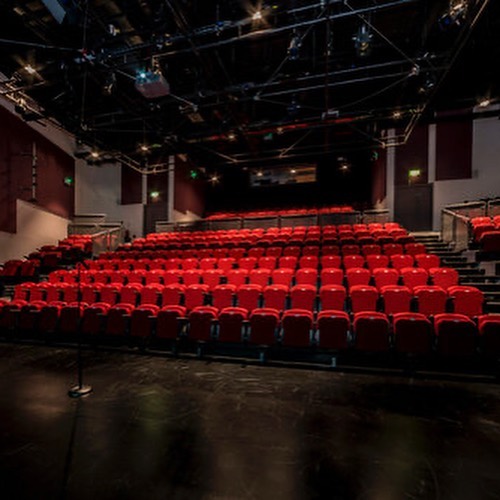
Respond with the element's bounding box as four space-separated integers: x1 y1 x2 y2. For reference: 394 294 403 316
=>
68 260 92 398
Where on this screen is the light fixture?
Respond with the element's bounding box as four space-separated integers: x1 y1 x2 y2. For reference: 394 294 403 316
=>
392 110 402 120
252 10 263 21
227 131 236 141
140 144 150 153
290 168 297 174
210 174 219 184
288 34 301 61
90 150 100 159
256 170 264 177
24 64 36 75
63 176 74 187
353 23 373 58
439 1 468 29
338 157 350 172
478 98 491 108
150 191 160 200
103 72 116 95
408 168 421 179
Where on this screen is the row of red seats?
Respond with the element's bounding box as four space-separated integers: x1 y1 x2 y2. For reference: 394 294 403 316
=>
205 206 355 219
12 282 483 316
101 243 427 262
0 260 38 278
45 266 458 289
470 216 500 243
1 300 499 358
87 252 436 273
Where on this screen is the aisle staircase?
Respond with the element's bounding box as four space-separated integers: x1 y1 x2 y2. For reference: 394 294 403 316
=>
413 232 500 313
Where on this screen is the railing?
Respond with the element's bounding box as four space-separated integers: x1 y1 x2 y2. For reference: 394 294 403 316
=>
154 210 392 233
487 198 500 217
90 227 123 255
444 201 486 219
441 207 471 251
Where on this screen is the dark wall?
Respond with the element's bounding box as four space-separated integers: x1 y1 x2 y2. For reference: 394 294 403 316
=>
395 125 428 186
175 156 205 216
371 148 386 206
205 152 374 213
121 166 142 204
0 106 74 233
436 120 472 181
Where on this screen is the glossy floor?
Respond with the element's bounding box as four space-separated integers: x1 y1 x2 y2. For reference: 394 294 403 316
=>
0 344 500 499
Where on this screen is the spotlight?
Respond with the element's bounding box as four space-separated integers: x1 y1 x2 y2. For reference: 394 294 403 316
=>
439 1 468 29
353 24 373 58
210 174 219 184
478 98 491 108
139 144 150 153
150 191 160 200
24 64 36 75
256 170 264 177
90 150 100 159
102 72 116 95
252 10 263 21
338 157 350 173
392 110 402 120
227 131 237 141
290 168 297 174
288 34 301 61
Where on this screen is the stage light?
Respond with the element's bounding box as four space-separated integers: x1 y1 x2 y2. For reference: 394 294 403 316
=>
24 65 36 75
288 34 301 61
227 131 236 141
150 191 160 200
392 110 402 120
478 98 491 108
252 10 263 21
290 168 297 174
353 24 373 58
210 174 220 184
189 169 199 180
408 168 421 179
140 144 150 153
439 1 467 29
256 170 264 177
90 150 100 159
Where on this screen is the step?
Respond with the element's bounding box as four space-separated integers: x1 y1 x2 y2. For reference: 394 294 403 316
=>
485 302 500 313
460 275 500 284
441 256 468 264
462 282 500 291
456 268 485 276
446 262 480 269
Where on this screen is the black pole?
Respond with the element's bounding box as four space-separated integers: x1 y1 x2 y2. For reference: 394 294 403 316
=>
68 261 92 398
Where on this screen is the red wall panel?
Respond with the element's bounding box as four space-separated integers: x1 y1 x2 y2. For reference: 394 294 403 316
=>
436 120 472 181
121 165 142 204
0 106 74 233
174 156 205 216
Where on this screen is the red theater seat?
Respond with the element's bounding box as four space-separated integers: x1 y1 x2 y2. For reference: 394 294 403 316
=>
290 284 317 310
82 302 110 335
282 309 313 347
477 315 500 357
353 312 390 352
434 313 477 357
346 268 371 288
393 312 432 354
278 256 298 270
161 283 185 306
249 268 271 287
415 254 440 270
380 285 411 314
372 268 399 290
140 284 163 305
183 269 202 286
188 306 218 341
106 303 135 336
212 284 236 309
361 244 381 256
429 267 459 290
59 302 87 335
185 284 209 310
350 285 378 313
239 257 258 270
320 268 344 287
383 244 404 256
299 256 319 269
321 255 342 269
237 284 262 312
319 285 346 311
343 255 365 270
218 307 248 343
295 268 318 286
400 267 428 291
413 286 447 316
448 286 484 317
405 243 427 256
120 283 142 305
390 254 414 270
272 268 294 287
317 310 350 350
263 285 288 311
39 301 66 334
156 305 187 340
226 269 249 287
130 304 159 338
218 258 236 272
200 257 217 270
249 308 280 345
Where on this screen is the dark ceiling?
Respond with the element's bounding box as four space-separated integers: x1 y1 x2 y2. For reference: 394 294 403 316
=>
0 0 497 173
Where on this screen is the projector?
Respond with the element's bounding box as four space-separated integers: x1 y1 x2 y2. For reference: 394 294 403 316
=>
135 71 170 99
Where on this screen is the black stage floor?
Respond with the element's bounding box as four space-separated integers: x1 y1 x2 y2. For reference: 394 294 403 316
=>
1 345 500 500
